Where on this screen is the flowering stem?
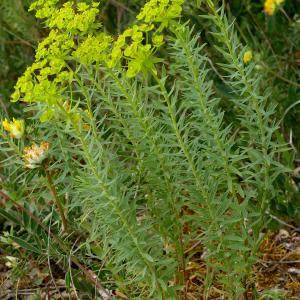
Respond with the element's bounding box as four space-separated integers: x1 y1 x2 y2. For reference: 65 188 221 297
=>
43 162 68 232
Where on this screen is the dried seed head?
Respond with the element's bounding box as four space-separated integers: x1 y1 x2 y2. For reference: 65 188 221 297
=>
23 142 50 169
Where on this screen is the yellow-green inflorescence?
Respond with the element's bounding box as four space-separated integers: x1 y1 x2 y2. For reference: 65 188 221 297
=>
11 0 184 110
137 0 183 28
11 1 102 105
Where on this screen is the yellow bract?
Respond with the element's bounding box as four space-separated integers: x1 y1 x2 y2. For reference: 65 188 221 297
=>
2 118 25 139
243 51 253 64
264 0 285 16
2 118 10 132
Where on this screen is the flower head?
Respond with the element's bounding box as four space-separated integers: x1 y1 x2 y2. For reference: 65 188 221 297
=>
2 118 25 139
137 0 184 27
2 118 10 132
243 50 253 64
23 142 50 169
264 0 285 16
5 256 18 268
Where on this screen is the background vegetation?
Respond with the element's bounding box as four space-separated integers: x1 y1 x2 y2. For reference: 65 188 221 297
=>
0 0 300 299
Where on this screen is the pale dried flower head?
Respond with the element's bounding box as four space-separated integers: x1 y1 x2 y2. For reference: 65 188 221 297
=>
23 142 50 169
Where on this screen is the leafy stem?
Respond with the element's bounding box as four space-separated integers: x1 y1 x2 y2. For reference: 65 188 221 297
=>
43 161 68 232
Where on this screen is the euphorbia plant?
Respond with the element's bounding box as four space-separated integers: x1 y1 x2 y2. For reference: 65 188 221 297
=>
0 0 288 299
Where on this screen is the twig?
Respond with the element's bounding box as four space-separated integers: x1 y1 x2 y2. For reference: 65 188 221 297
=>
68 238 82 300
109 0 134 13
279 8 292 23
1 27 35 48
184 233 205 254
268 213 300 232
246 8 278 60
0 96 9 117
15 279 20 300
71 257 115 300
47 207 64 300
262 260 300 264
261 250 300 272
259 62 300 88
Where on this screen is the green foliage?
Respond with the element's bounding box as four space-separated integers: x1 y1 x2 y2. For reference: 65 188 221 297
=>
0 0 38 102
0 0 299 299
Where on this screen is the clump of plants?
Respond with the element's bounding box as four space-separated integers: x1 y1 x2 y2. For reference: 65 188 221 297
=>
0 0 296 299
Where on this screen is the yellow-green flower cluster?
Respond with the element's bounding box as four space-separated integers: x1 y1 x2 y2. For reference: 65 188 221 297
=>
107 0 184 77
137 0 184 29
30 1 101 33
47 2 101 33
12 1 102 104
11 0 185 106
109 24 162 77
2 118 25 139
29 0 59 19
73 33 112 65
11 58 70 104
36 31 75 61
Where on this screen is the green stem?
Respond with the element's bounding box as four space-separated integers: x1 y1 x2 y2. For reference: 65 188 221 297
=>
107 70 185 290
151 70 224 297
70 118 165 298
207 1 274 296
171 24 237 199
43 162 68 232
